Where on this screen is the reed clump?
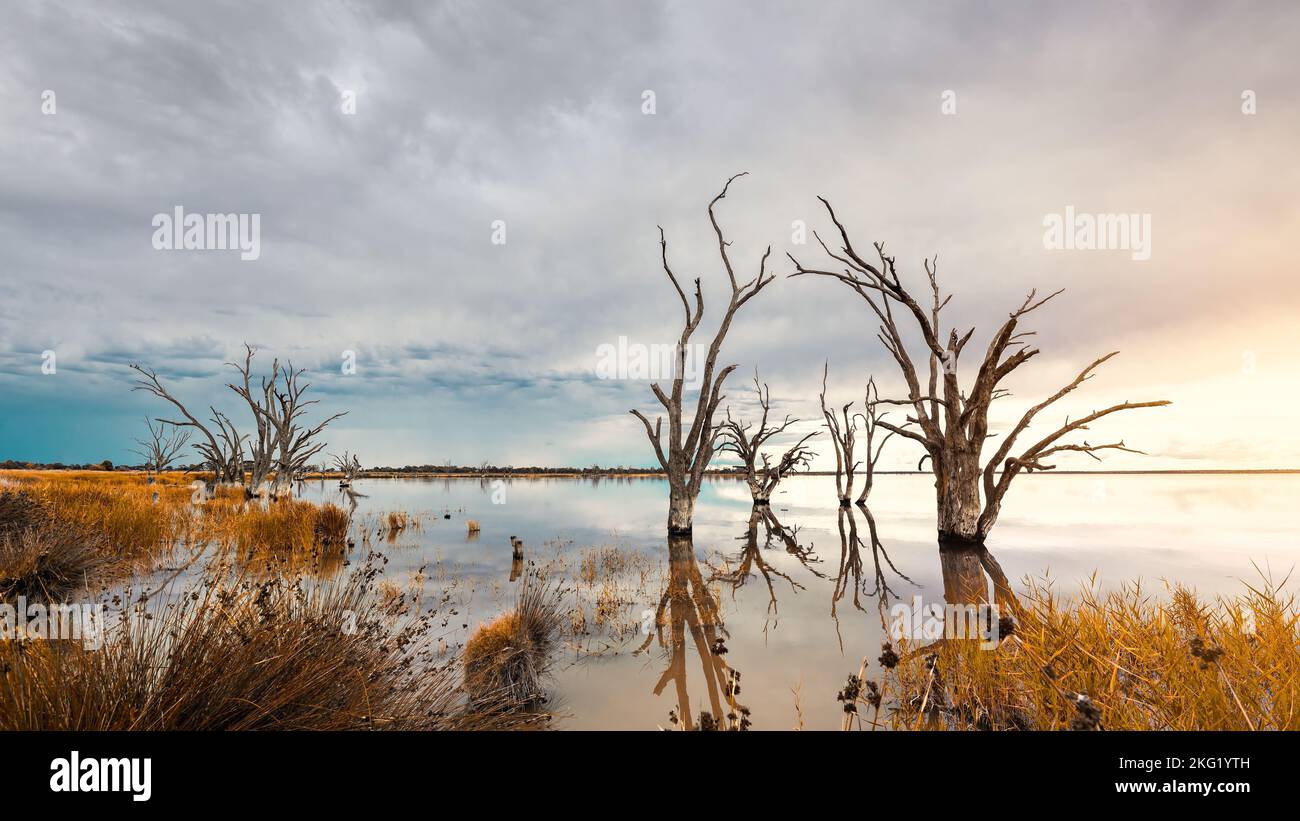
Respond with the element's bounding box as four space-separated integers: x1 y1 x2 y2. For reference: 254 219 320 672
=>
0 490 114 600
463 576 563 710
847 578 1300 731
313 503 351 547
0 557 534 731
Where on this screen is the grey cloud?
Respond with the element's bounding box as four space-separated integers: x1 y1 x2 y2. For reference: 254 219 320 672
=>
1 1 1297 466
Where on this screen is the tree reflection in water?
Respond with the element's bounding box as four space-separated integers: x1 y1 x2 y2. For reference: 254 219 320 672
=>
832 504 915 650
937 536 1017 613
637 533 751 730
707 504 825 633
630 505 1025 728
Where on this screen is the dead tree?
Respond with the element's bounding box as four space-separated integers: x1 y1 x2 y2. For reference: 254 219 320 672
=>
205 409 248 487
818 362 858 506
716 372 817 504
791 200 1171 543
130 364 245 485
228 344 345 498
630 173 774 534
226 345 276 498
130 417 192 482
332 451 362 488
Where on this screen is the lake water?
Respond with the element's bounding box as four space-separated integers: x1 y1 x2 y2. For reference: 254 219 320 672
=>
296 473 1300 730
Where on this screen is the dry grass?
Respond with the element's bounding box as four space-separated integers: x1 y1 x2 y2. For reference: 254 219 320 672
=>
313 503 351 547
0 523 110 601
545 542 665 652
4 472 184 560
463 575 563 710
842 577 1300 731
0 471 356 573
0 556 537 731
0 490 118 600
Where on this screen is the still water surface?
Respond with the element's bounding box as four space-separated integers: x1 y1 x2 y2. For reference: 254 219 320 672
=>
296 473 1300 730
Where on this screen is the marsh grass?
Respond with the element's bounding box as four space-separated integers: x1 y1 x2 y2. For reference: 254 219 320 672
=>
0 471 358 577
11 474 182 561
0 556 536 730
537 542 665 653
463 574 564 711
0 490 115 600
845 576 1300 731
0 522 110 601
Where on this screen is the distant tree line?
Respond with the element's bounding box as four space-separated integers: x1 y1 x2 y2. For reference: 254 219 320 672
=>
0 459 749 476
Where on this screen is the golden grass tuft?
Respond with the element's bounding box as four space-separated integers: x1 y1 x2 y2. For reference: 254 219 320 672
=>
0 490 114 600
463 576 563 709
313 503 351 547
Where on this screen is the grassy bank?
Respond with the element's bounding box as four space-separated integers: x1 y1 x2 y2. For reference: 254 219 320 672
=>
841 577 1300 730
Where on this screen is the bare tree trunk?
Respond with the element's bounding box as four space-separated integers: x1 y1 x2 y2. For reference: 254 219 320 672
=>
819 362 857 507
855 377 893 505
667 483 696 533
936 451 983 543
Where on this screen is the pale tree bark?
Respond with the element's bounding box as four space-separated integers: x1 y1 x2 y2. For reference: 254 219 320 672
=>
630 173 774 534
791 199 1171 544
819 365 895 506
716 372 817 504
226 345 276 499
206 409 248 488
854 377 894 504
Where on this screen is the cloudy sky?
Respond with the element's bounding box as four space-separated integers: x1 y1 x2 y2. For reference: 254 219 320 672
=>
1 0 1298 470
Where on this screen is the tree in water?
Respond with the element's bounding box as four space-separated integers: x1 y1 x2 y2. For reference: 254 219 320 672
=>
791 199 1170 543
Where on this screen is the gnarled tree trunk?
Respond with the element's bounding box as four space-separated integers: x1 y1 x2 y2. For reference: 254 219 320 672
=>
935 449 983 544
